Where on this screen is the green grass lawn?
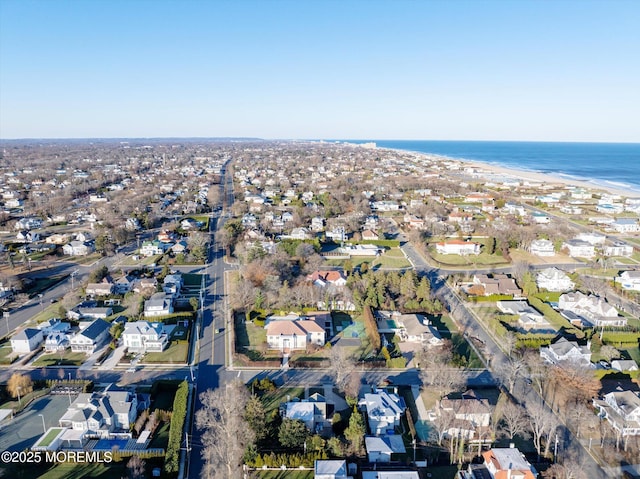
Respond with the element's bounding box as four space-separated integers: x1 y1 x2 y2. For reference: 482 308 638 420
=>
430 249 510 267
0 344 16 364
235 315 267 350
35 427 64 447
372 247 412 269
25 275 68 297
182 273 204 288
260 387 305 415
31 350 87 367
121 254 162 266
0 461 128 479
67 253 103 265
143 340 189 363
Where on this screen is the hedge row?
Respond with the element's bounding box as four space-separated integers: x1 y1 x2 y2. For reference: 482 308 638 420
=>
164 380 189 476
247 450 329 468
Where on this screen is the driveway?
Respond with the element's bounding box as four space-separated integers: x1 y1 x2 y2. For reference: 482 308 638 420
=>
0 395 72 452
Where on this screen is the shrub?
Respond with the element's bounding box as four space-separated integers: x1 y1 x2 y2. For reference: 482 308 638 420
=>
164 380 188 475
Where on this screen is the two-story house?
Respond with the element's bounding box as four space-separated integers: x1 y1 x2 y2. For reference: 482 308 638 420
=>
535 267 575 292
540 337 592 367
144 293 174 317
265 316 325 351
594 390 640 437
358 390 406 435
122 321 168 353
69 319 111 354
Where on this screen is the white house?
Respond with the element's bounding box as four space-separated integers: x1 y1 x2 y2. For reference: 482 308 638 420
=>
558 292 626 327
162 274 183 296
314 460 349 479
144 293 174 317
438 390 493 440
45 332 70 352
362 471 419 479
359 390 406 435
611 218 640 234
593 390 640 437
62 241 94 256
529 239 555 257
38 318 71 336
69 319 111 354
576 232 606 245
365 435 406 463
604 242 634 257
85 282 114 297
561 239 595 259
436 239 481 255
496 301 552 331
265 316 325 351
11 328 44 354
535 268 575 292
393 313 443 346
282 394 328 434
289 227 312 240
122 321 168 353
58 390 137 439
611 359 639 372
307 270 348 288
540 337 592 367
616 271 640 291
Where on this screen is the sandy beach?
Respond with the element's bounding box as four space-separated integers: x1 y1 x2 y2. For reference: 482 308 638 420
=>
462 159 639 198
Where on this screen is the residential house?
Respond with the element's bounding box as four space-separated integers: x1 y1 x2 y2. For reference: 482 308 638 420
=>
438 390 493 441
163 274 183 296
282 394 329 434
496 301 552 331
611 218 640 234
482 447 537 479
529 239 555 257
326 227 347 242
11 328 44 354
69 319 111 354
140 240 168 257
171 240 188 254
314 460 349 479
16 230 39 243
576 232 606 245
289 227 312 240
361 229 379 241
616 271 640 292
45 233 71 245
133 277 158 294
85 282 114 297
265 316 326 351
392 313 443 346
144 293 174 317
530 212 551 224
561 239 595 259
558 292 626 327
122 321 168 353
365 435 407 463
15 217 42 230
472 274 522 297
37 318 71 336
540 337 592 367
436 239 481 256
310 217 325 232
62 241 93 256
307 270 348 288
604 242 634 257
593 390 640 437
359 390 406 435
114 275 136 294
58 390 137 439
611 360 639 372
68 305 113 320
45 332 70 352
535 267 575 292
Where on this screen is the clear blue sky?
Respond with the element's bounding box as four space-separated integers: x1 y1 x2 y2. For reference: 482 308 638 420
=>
1 0 638 141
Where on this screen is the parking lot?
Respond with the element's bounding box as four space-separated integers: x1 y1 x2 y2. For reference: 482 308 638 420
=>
0 395 71 452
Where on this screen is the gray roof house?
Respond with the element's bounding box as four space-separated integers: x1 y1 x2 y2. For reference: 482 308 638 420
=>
70 319 111 354
540 337 592 367
314 459 350 479
11 328 44 354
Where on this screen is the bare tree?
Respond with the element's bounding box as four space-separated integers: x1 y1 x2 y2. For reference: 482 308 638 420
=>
497 357 527 394
527 400 555 459
196 380 254 479
328 346 358 397
126 455 146 479
431 405 456 446
500 400 528 441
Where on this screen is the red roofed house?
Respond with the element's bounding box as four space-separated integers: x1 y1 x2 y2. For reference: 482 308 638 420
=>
482 447 537 479
436 239 481 255
307 270 348 288
265 316 326 351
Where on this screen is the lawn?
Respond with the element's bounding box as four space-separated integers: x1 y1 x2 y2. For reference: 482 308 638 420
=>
25 275 68 297
235 314 267 350
66 253 103 265
31 350 87 367
371 247 412 269
121 254 162 266
0 344 16 364
143 340 189 363
182 273 204 288
260 387 305 415
0 461 128 479
36 427 64 447
148 421 170 449
430 250 510 267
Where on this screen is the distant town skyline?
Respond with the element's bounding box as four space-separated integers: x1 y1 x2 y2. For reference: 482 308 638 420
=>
1 0 639 142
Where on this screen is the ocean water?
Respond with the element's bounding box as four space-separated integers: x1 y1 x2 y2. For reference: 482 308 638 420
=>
341 140 640 194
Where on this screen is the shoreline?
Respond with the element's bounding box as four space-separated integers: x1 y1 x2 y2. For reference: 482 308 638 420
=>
372 145 640 198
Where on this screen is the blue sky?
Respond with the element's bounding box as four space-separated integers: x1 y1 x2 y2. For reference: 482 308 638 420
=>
1 0 638 141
